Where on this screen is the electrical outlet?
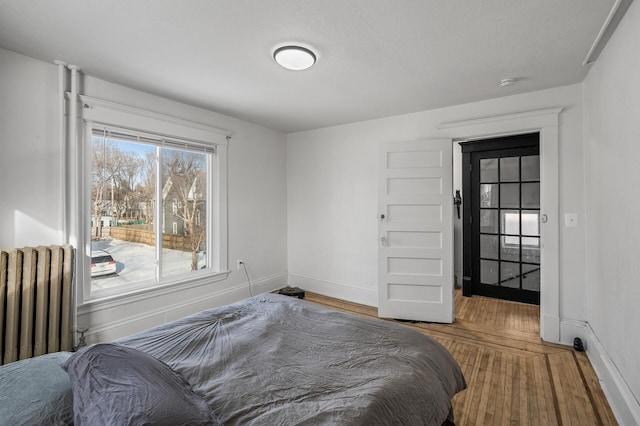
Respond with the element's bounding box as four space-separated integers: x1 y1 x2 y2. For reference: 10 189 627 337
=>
237 259 244 270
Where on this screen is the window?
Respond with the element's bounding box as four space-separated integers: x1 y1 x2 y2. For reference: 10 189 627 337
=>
79 96 229 302
502 212 540 247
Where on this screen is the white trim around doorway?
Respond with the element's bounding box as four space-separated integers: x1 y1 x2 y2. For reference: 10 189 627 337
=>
437 107 563 343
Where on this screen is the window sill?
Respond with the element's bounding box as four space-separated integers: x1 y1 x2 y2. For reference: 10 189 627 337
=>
78 270 230 315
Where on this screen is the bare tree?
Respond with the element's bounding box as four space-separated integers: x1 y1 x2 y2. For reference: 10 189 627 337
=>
164 151 207 270
140 151 157 224
91 138 128 237
115 154 144 221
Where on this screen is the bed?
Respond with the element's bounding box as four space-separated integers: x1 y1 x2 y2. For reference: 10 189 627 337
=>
0 293 466 425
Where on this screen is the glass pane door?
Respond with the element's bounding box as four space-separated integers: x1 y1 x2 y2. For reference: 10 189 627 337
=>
463 133 541 305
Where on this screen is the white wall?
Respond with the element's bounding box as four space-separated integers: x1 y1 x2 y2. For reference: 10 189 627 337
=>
0 48 62 247
287 84 588 326
0 47 288 342
583 1 640 423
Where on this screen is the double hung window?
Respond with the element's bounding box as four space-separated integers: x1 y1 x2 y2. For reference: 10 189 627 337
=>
79 97 228 302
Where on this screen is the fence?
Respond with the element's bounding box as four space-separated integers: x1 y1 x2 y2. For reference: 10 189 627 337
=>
109 226 194 252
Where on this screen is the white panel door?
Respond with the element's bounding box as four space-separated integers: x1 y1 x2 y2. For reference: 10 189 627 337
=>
378 139 454 323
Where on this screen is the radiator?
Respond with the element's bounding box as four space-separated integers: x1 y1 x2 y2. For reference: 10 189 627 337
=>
0 245 74 365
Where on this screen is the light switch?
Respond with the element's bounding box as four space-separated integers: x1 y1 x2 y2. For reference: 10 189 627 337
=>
565 213 578 227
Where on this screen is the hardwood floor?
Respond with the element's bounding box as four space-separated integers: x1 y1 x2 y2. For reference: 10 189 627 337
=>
303 290 617 426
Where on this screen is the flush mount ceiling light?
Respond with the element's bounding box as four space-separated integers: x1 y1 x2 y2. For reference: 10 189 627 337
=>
273 45 316 71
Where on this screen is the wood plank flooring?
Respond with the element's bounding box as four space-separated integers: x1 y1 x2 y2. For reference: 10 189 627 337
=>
303 290 617 426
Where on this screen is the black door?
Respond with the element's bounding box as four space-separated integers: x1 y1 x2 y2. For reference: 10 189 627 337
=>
461 133 540 305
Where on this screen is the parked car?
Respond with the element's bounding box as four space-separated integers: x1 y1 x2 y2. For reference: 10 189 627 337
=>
91 250 117 277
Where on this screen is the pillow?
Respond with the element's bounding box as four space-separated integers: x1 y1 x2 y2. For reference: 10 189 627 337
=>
61 343 218 426
0 351 73 426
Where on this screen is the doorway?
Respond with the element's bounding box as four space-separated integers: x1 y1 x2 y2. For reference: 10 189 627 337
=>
440 107 561 342
461 133 541 305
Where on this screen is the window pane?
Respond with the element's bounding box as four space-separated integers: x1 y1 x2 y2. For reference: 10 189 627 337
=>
481 260 499 285
522 264 540 291
480 234 499 260
500 210 520 235
521 155 540 181
501 236 519 262
501 262 520 288
480 158 498 183
521 211 540 236
480 184 499 208
161 148 209 278
522 182 540 208
480 209 498 234
522 237 540 264
500 183 520 208
90 135 157 291
500 157 519 182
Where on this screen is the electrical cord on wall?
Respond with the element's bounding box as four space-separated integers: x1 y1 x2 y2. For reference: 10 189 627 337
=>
240 261 253 297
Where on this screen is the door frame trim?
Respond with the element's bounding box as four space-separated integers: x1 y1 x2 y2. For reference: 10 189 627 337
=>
437 107 563 343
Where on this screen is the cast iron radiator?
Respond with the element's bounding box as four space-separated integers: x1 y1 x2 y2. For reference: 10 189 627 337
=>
0 245 74 365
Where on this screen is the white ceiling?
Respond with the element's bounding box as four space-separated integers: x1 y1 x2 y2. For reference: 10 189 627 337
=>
0 0 614 133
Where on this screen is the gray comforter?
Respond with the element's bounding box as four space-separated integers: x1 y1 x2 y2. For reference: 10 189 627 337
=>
116 293 466 425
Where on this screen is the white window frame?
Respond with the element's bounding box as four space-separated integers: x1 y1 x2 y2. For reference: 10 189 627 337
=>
73 95 229 305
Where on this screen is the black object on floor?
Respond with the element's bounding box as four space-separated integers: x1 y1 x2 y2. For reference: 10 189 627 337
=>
278 286 305 299
573 337 585 352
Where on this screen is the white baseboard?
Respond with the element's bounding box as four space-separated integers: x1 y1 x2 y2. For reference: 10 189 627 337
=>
559 317 588 346
80 272 287 344
287 273 378 307
541 313 561 343
248 272 288 296
584 323 640 426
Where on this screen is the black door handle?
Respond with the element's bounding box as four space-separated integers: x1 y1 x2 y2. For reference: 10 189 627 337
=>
453 190 462 219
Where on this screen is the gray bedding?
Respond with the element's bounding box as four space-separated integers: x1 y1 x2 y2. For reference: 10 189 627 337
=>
116 293 466 425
